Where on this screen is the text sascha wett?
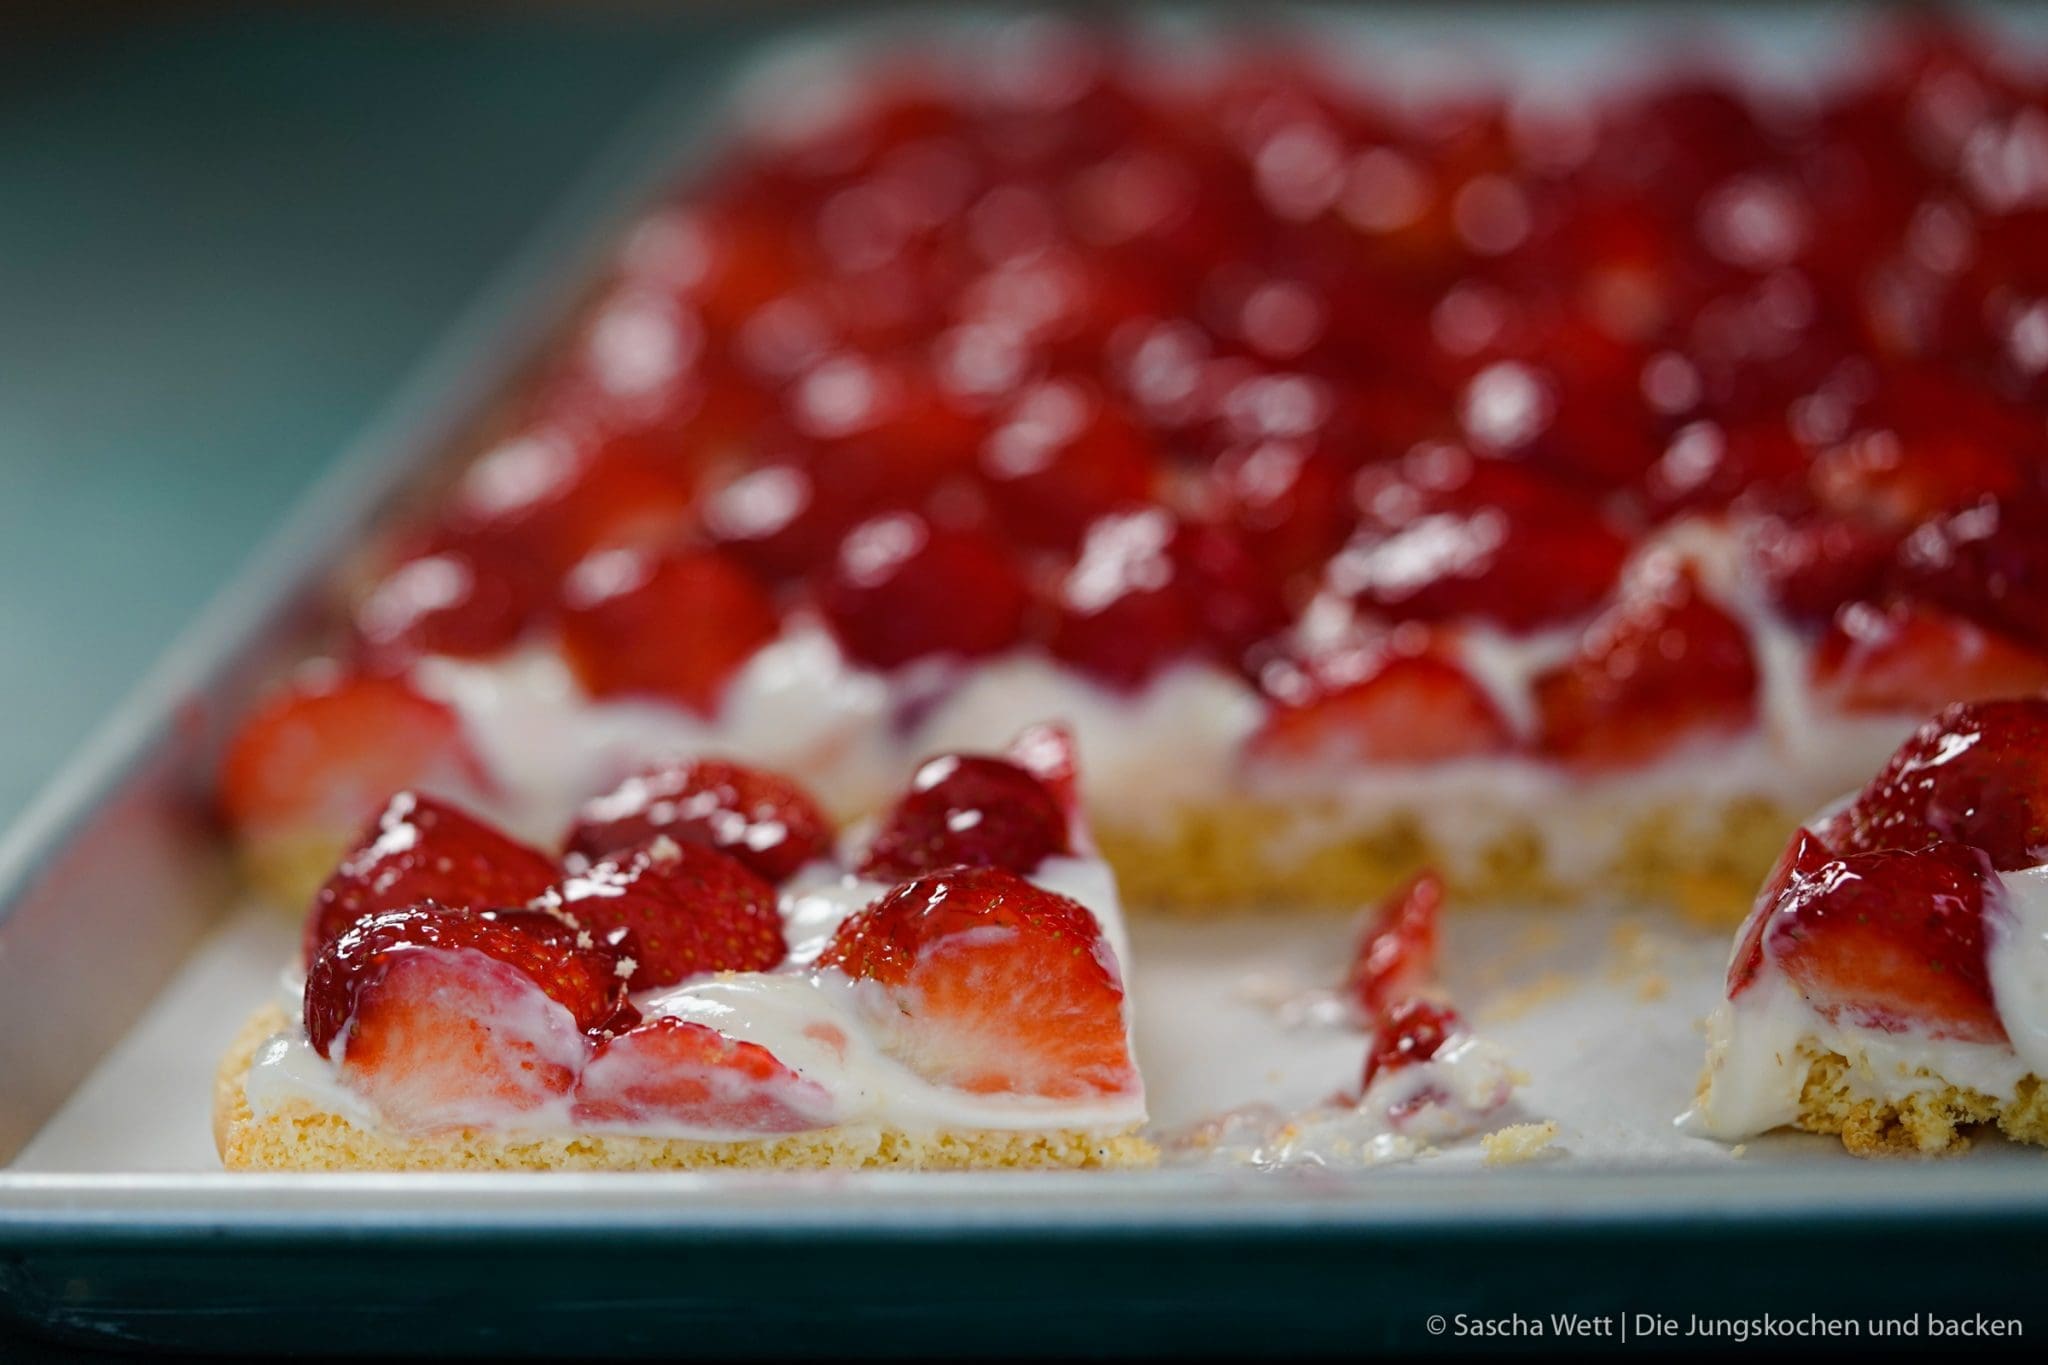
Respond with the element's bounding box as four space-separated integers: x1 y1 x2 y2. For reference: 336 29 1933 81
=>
1447 1312 2023 1341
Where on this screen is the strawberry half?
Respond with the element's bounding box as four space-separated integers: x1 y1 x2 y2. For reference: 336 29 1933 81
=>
572 1016 835 1132
815 512 1029 670
817 866 1137 1100
1533 562 1759 769
303 900 630 1072
219 672 485 845
858 753 1069 880
1252 643 1512 766
540 837 786 987
559 546 780 717
1344 870 1445 1023
1812 599 2048 715
303 793 560 965
1837 698 2048 871
1726 826 1837 998
564 757 831 885
1760 842 2005 1044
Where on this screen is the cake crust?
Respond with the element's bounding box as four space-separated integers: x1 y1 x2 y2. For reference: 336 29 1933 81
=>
215 1006 1157 1173
1791 1048 2048 1157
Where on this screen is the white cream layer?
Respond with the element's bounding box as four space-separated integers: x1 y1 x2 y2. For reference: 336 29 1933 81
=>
1686 864 2048 1141
244 854 1147 1141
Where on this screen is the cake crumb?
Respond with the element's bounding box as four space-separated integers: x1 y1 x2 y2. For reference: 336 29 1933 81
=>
1636 973 1669 1002
1481 1121 1559 1167
1729 1143 1748 1159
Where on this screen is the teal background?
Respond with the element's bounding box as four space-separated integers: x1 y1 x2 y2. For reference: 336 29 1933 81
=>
0 4 763 834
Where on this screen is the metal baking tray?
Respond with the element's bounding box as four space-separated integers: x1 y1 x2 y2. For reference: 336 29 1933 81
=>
7 6 2048 1355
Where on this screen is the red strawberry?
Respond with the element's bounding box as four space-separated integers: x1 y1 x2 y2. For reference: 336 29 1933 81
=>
305 903 632 1057
1751 514 1899 626
1005 722 1083 838
816 512 1029 669
572 1017 835 1131
320 947 589 1134
565 758 831 884
1759 842 2005 1043
859 753 1069 880
1811 599 2048 714
1345 870 1445 1022
540 838 786 987
1837 699 2048 870
817 866 1136 1100
1885 496 2048 654
444 427 698 576
1533 563 1759 769
352 538 546 668
559 546 780 717
219 673 483 842
1361 998 1464 1089
979 378 1160 550
1252 643 1511 766
1209 436 1355 583
303 792 561 964
1333 448 1632 633
1726 826 1836 997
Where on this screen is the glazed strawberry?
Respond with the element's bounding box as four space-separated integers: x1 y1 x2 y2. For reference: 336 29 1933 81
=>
1344 870 1445 1022
565 758 831 884
816 512 1029 669
219 673 483 842
352 538 546 668
305 903 632 1057
1885 496 2048 655
1209 436 1355 584
979 379 1159 550
1757 842 2005 1044
1252 643 1511 766
559 546 779 716
817 866 1136 1099
541 837 786 988
1361 998 1464 1088
859 753 1069 880
1534 564 1759 769
1812 599 2048 714
444 427 699 575
1836 699 2048 870
1752 514 1900 625
1727 826 1836 998
303 792 561 964
318 947 589 1134
1332 448 1631 633
572 1017 835 1131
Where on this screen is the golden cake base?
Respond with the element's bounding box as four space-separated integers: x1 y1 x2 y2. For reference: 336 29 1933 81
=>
1790 1048 2048 1157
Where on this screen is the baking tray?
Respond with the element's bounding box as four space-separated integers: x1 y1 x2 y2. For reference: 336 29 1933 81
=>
7 5 2048 1356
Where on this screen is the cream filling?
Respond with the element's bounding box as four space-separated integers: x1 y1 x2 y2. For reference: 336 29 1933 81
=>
244 855 1148 1141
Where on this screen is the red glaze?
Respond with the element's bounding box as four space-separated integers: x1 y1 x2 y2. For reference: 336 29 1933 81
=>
305 903 631 1057
816 513 1029 669
1345 870 1446 1022
565 758 831 885
559 547 779 716
817 866 1136 1100
541 839 786 988
1812 599 2048 714
220 673 482 841
303 793 560 965
1362 998 1465 1088
859 752 1069 879
1836 699 2048 871
572 1017 835 1131
1758 842 2005 1044
1534 563 1758 769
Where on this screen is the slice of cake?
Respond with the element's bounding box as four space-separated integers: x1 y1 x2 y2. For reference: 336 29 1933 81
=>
1690 698 2048 1155
217 726 1155 1171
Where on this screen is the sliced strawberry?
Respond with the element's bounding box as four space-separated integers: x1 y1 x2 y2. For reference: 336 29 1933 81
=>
559 546 780 717
1252 643 1511 766
1361 998 1464 1089
1761 842 2005 1044
858 753 1069 880
1345 870 1445 1022
303 792 561 964
817 866 1136 1100
541 838 786 987
219 673 482 842
572 1016 835 1132
1533 563 1759 769
816 512 1029 669
565 758 832 885
1837 698 2048 870
1726 826 1836 998
322 947 589 1134
305 903 631 1057
1812 599 2048 714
